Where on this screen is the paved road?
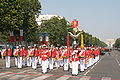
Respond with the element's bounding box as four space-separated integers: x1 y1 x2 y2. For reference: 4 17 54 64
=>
0 50 120 80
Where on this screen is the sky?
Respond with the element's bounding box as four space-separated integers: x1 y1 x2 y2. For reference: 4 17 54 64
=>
40 0 120 43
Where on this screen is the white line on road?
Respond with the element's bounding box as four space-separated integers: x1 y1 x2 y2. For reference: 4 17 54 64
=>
9 75 28 79
56 75 71 80
0 69 32 79
101 77 111 80
0 72 14 78
19 69 32 73
84 55 104 75
22 73 42 80
31 74 53 80
84 70 90 76
79 76 91 80
0 73 6 76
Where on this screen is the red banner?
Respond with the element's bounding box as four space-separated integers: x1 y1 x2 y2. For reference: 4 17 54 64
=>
19 36 23 42
67 34 70 57
10 31 14 42
19 29 23 42
72 20 78 28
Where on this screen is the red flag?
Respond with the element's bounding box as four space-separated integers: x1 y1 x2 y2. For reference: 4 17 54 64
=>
10 31 14 42
72 20 78 28
19 29 23 42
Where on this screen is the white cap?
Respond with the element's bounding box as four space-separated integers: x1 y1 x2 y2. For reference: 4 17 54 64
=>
28 46 31 48
42 44 46 47
19 45 22 47
16 46 19 48
34 44 37 47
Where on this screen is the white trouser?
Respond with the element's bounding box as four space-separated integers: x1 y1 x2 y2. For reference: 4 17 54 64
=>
89 58 92 67
42 60 47 73
87 59 90 67
60 60 63 67
95 56 97 63
49 58 54 69
18 57 22 68
22 56 26 66
80 59 85 71
15 57 18 66
84 59 87 70
5 56 10 68
92 58 95 65
47 59 49 69
69 62 72 69
27 57 32 66
55 60 60 68
38 57 42 65
64 58 68 71
32 57 37 69
72 61 79 75
96 55 99 61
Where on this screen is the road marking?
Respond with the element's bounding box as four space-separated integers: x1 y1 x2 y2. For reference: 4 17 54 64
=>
56 75 71 80
84 70 90 76
19 69 32 73
101 77 111 80
79 76 91 80
21 73 42 80
84 56 104 75
31 74 53 80
114 58 120 67
0 72 14 78
0 73 6 76
0 69 32 79
9 75 28 79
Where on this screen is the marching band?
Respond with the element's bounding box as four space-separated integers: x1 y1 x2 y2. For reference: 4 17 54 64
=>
0 44 100 76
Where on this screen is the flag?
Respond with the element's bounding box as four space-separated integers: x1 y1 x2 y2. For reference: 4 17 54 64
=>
10 31 14 42
19 29 23 42
72 20 78 28
45 32 49 46
39 33 43 45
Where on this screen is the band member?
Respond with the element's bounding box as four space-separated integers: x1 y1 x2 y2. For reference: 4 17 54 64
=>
79 49 85 72
31 44 39 69
62 47 69 71
1 45 12 68
48 46 55 70
13 46 19 66
26 46 32 67
41 44 49 73
71 49 79 76
14 45 23 69
22 47 26 66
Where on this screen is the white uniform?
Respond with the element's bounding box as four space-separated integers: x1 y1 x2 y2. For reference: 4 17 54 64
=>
27 49 32 67
71 50 79 75
2 49 11 68
79 50 85 72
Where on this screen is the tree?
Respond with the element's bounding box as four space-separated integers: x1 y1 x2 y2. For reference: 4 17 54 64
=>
40 17 70 46
0 0 24 32
114 38 120 48
0 0 41 43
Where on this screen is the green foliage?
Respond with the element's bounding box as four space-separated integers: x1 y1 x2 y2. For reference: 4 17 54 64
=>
40 17 70 46
0 0 24 32
114 38 120 48
0 0 41 43
83 32 107 47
